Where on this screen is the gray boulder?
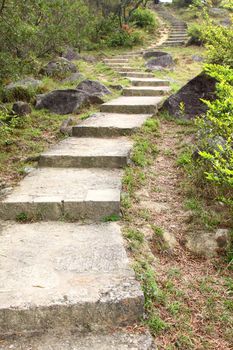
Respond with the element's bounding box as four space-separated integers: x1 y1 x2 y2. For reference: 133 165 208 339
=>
76 79 111 97
4 77 43 102
40 58 77 77
144 51 173 67
62 48 96 63
162 72 217 119
220 18 232 27
208 7 228 17
62 47 80 61
6 78 42 91
144 52 173 71
12 101 32 116
61 72 84 83
35 89 103 115
185 229 230 258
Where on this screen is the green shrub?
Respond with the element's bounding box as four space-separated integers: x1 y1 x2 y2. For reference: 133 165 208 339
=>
221 0 233 10
130 8 157 31
195 64 233 205
203 19 233 67
188 23 204 45
106 28 144 48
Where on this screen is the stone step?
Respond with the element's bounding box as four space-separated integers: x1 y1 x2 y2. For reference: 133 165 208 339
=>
72 113 151 137
1 331 155 349
162 41 185 46
106 62 129 67
39 137 133 168
0 168 122 221
123 86 170 96
129 77 170 87
169 34 188 38
116 55 138 59
170 31 187 34
104 59 129 64
119 72 154 78
114 67 142 72
0 221 144 336
100 96 164 114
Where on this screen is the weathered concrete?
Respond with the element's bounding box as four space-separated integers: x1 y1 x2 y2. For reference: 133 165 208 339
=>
104 59 129 64
0 168 122 220
119 72 154 78
39 137 133 168
72 113 151 137
123 86 170 97
129 77 170 87
114 67 142 72
0 222 144 335
101 96 164 114
0 331 156 349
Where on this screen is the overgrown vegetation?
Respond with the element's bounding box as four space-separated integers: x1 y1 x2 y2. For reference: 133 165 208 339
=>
0 0 158 84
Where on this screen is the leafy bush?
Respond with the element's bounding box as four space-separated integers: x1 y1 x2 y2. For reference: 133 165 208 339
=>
221 0 233 10
188 23 204 45
195 64 233 204
106 28 144 48
130 8 157 31
203 19 233 67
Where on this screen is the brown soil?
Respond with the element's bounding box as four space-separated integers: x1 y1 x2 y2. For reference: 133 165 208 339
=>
124 119 233 350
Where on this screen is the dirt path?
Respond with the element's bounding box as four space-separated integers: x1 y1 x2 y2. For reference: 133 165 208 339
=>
124 119 233 350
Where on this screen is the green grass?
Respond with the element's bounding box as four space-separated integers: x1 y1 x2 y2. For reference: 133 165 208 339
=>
102 214 121 222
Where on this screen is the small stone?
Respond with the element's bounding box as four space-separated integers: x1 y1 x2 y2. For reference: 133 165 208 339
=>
192 55 204 62
109 84 123 90
12 101 32 116
215 229 229 248
162 230 178 251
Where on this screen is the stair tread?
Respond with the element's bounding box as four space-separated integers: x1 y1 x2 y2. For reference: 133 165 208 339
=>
40 137 133 158
0 221 143 334
1 331 154 349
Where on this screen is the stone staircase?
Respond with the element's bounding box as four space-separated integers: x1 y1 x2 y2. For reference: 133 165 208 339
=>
154 5 188 47
0 36 171 350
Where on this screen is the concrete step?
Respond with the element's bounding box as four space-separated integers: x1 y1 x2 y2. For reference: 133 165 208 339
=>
39 137 133 168
0 221 143 336
169 34 188 38
1 331 155 349
0 168 122 221
100 96 164 114
129 77 170 87
106 62 130 67
114 67 142 72
123 86 170 96
119 72 154 78
170 31 187 34
116 55 138 59
104 59 129 64
72 113 151 137
162 41 186 46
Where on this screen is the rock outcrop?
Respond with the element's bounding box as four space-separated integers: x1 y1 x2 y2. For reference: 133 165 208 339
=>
162 72 217 119
76 79 111 97
35 89 103 114
40 58 77 77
